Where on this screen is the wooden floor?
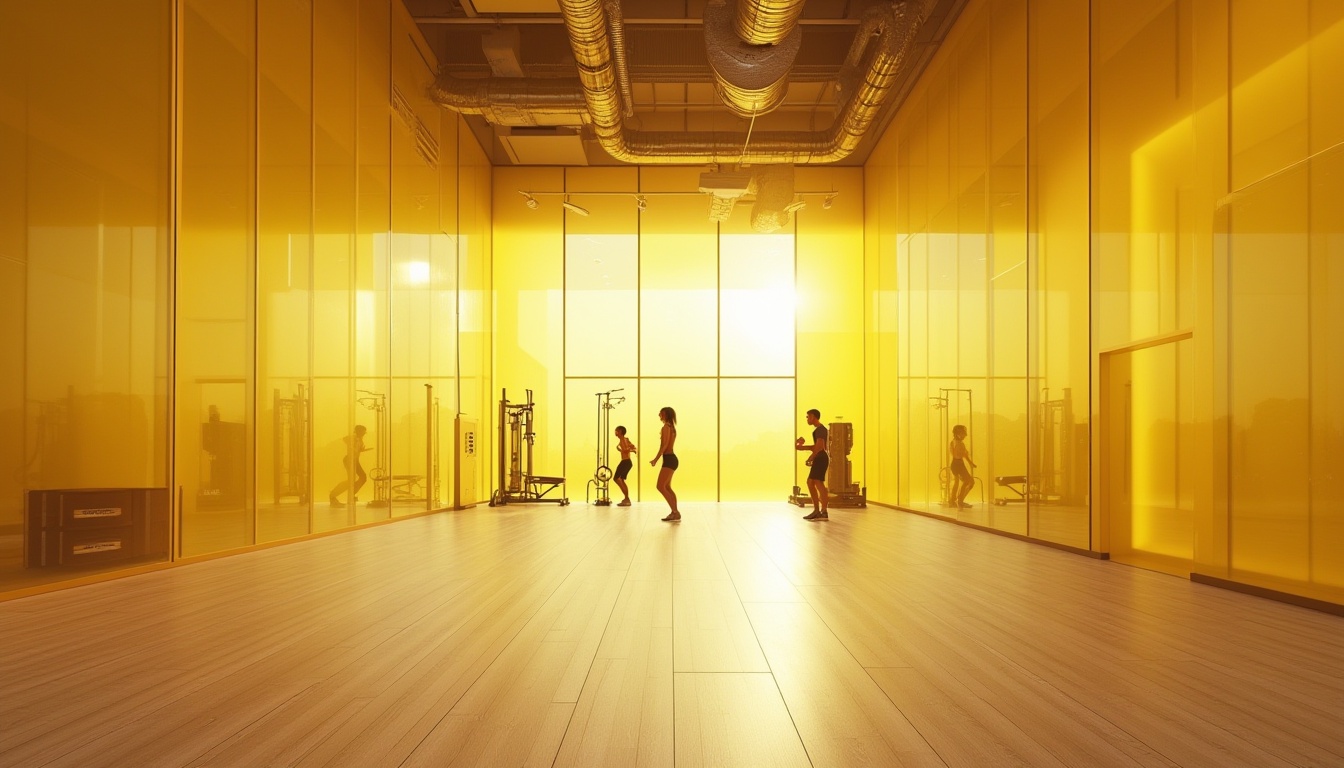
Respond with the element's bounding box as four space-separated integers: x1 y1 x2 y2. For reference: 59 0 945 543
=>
2 503 1341 767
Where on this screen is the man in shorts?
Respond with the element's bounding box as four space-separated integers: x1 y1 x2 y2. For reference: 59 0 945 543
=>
796 409 829 520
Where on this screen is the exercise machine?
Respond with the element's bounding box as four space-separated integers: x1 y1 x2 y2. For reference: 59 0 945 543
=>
994 388 1077 506
273 385 310 504
789 420 867 508
356 390 392 508
490 388 568 506
586 388 625 505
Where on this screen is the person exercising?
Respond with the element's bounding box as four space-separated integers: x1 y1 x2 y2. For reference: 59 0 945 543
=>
329 424 370 506
948 424 976 509
649 407 680 522
613 425 636 507
796 409 829 520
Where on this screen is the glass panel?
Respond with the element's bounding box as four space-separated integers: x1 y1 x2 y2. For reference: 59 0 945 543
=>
565 379 639 503
640 379 718 503
1311 148 1344 591
1 0 171 592
179 0 256 557
721 379 795 502
388 18 445 517
1228 165 1310 581
796 168 866 490
1230 1 1309 191
312 0 358 532
719 233 795 377
354 0 390 523
493 167 565 477
459 122 493 504
640 176 718 377
257 0 313 543
566 214 638 377
1027 0 1090 549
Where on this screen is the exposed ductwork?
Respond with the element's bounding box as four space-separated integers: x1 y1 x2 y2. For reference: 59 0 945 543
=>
430 0 936 164
604 0 636 118
734 0 808 45
429 76 589 127
557 0 937 164
703 0 803 118
748 164 797 232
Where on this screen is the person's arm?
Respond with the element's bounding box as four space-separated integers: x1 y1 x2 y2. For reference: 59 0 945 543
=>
649 426 667 465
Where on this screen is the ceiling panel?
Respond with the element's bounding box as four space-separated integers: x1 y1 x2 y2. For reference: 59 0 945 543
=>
466 0 560 13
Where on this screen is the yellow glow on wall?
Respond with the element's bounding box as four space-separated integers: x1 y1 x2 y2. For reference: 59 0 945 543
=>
720 234 795 377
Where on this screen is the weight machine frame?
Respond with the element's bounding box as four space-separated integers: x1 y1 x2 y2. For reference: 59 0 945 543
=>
356 389 392 507
586 388 625 506
490 388 568 507
273 385 310 504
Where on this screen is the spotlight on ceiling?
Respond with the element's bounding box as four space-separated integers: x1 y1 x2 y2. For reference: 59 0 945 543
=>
784 199 807 214
636 195 648 212
519 190 539 210
822 193 837 210
562 198 590 216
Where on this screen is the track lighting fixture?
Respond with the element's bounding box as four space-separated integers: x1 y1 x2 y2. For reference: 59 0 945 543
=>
562 198 590 216
519 190 539 210
822 193 836 210
636 195 648 212
784 199 806 213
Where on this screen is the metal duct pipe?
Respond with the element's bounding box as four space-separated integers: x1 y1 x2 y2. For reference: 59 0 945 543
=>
749 164 796 232
836 4 892 91
557 0 933 163
734 0 808 45
429 76 590 126
605 0 637 118
704 0 802 118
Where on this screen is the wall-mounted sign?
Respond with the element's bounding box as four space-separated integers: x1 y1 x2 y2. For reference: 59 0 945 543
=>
73 540 123 555
72 507 123 519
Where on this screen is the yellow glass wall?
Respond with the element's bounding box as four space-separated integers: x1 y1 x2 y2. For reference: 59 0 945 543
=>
866 0 1079 542
0 0 489 598
459 123 494 504
0 1 172 592
796 167 865 494
493 165 860 502
867 0 1343 603
178 0 258 555
177 0 488 560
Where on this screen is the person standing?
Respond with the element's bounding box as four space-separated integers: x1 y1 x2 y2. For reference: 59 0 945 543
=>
649 407 680 522
947 424 976 509
613 425 636 507
329 424 370 506
796 408 829 520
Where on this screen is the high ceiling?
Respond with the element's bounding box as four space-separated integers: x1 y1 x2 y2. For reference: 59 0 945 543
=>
408 0 964 165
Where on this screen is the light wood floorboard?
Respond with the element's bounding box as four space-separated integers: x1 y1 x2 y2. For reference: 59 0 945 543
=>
1 503 1342 767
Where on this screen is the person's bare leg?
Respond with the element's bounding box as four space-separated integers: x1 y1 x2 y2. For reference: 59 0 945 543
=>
614 477 629 503
804 479 827 520
958 477 974 507
658 469 679 521
818 480 829 513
